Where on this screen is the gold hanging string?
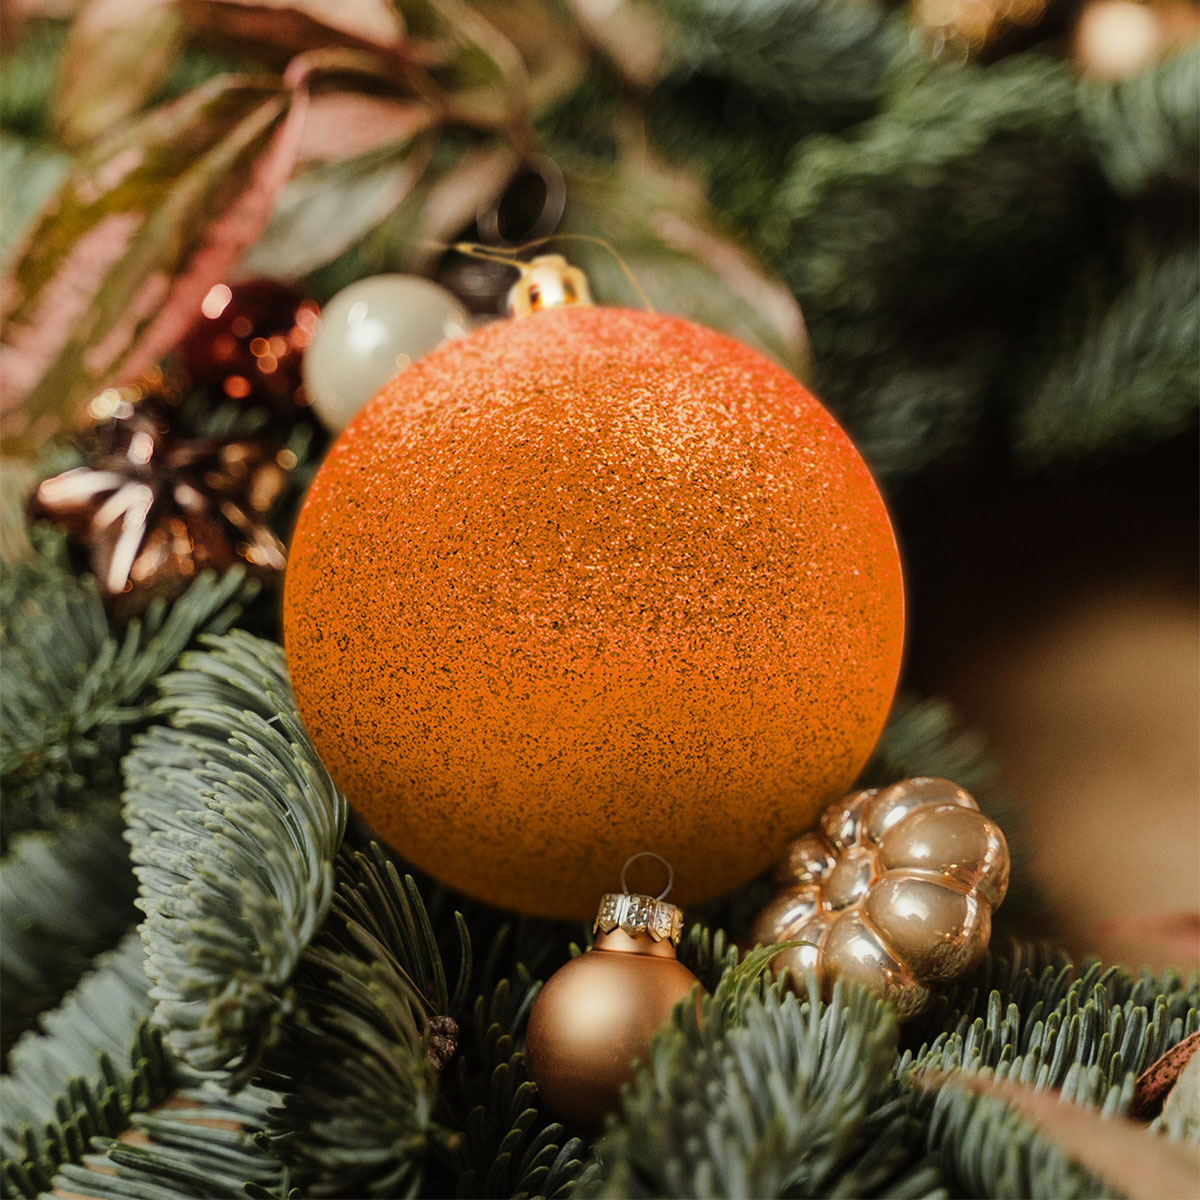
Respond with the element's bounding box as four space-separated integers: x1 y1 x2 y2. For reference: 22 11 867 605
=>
426 235 656 313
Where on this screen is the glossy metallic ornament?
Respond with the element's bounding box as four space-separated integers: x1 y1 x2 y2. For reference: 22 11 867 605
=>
751 777 1009 1019
181 279 319 416
526 872 700 1131
303 275 470 434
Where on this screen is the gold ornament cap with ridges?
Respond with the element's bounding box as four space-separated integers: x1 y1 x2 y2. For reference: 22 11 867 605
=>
506 255 594 316
595 892 683 945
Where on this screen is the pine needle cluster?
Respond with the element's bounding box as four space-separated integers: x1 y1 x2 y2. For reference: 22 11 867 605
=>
2 2 1198 1197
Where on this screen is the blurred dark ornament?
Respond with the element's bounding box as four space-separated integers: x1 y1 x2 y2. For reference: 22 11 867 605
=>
179 278 320 417
28 379 295 615
436 156 566 314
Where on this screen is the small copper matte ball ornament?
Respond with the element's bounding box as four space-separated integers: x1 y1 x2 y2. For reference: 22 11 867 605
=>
526 856 701 1131
751 777 1009 1020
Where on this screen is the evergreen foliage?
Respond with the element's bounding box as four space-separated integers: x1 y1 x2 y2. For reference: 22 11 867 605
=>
123 631 347 1082
258 846 458 1198
655 0 914 129
49 1080 287 1200
0 536 250 843
0 928 285 1200
588 971 943 1199
0 932 171 1195
259 845 591 1199
2 3 1198 1197
1017 239 1200 466
643 3 1199 484
0 814 136 1055
903 943 1200 1197
1082 44 1200 195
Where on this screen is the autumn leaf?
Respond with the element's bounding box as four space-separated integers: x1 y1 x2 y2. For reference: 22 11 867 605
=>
55 0 187 148
922 1068 1200 1200
238 111 438 279
1 73 307 458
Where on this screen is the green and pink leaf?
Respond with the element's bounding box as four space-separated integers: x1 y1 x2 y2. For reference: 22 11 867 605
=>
1 74 307 456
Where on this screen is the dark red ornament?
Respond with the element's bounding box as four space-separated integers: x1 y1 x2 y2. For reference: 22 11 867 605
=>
29 380 295 615
179 279 319 414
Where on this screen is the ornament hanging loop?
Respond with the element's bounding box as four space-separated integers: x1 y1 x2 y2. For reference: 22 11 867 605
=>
620 851 674 900
445 235 655 314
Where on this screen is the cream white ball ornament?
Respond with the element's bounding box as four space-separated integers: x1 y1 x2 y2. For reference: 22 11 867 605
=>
303 275 470 433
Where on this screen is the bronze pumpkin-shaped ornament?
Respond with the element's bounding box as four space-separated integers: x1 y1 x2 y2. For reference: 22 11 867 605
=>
751 777 1010 1019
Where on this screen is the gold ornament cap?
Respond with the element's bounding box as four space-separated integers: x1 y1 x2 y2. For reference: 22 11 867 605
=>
594 891 684 946
506 255 594 316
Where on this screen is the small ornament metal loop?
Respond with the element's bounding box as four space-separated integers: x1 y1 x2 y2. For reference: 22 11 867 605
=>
477 155 566 247
620 851 674 900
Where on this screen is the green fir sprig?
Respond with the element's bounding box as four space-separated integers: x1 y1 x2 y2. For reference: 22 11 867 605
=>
123 631 347 1083
0 535 251 844
0 815 136 1055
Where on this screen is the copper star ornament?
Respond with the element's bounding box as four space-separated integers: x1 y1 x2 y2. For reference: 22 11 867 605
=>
29 382 295 615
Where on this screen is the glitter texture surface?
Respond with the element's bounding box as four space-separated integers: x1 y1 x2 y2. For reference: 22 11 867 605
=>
283 307 904 918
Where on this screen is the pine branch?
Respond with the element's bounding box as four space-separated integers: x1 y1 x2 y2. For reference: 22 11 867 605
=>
1016 239 1200 467
676 920 741 995
908 942 1200 1088
0 814 137 1056
1 925 286 1200
1083 44 1200 196
864 696 998 801
0 932 172 1195
900 940 1200 1197
810 325 1004 487
259 847 590 1199
588 971 943 1198
321 844 474 1020
0 536 252 844
652 0 913 128
442 968 591 1199
48 1081 287 1200
123 631 347 1083
766 54 1091 330
257 846 463 1198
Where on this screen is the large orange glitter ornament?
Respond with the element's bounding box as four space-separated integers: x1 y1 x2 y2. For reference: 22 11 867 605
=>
284 275 904 919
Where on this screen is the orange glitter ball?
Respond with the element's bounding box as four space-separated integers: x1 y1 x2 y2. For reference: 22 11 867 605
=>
283 307 904 918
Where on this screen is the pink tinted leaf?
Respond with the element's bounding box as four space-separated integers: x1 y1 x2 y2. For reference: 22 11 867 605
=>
55 0 186 148
922 1069 1200 1200
180 0 403 59
390 0 528 130
1 74 304 457
295 92 434 164
239 117 438 278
